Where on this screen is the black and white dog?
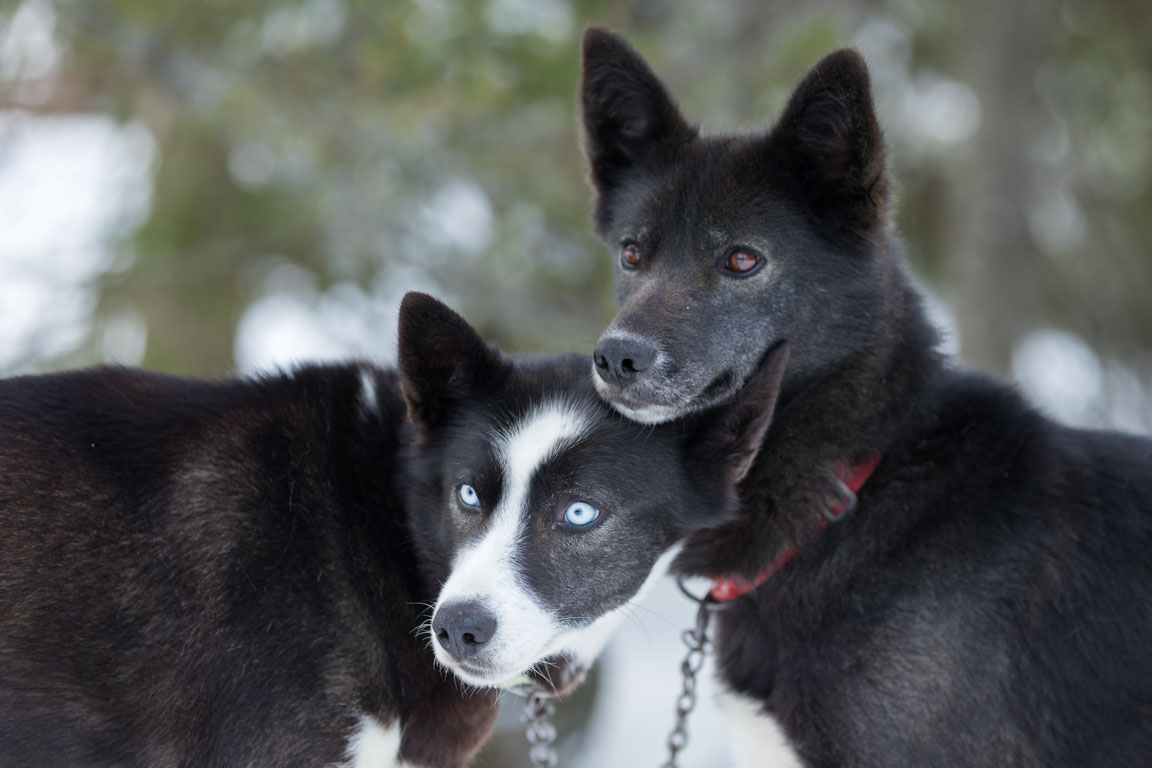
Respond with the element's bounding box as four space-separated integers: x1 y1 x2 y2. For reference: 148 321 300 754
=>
404 295 785 693
581 27 1152 767
0 292 785 767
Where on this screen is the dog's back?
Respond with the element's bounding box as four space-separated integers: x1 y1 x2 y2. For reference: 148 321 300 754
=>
0 365 495 767
794 372 1152 765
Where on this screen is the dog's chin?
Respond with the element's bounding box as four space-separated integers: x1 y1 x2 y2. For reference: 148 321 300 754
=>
594 371 737 425
438 659 511 689
604 399 691 425
527 655 587 698
437 653 586 697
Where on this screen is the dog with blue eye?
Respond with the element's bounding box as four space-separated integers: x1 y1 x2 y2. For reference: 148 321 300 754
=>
402 294 787 693
0 291 787 767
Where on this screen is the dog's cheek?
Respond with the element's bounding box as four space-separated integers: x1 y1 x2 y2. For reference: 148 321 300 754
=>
613 265 638 305
524 518 680 623
547 538 685 669
685 284 775 383
430 528 565 678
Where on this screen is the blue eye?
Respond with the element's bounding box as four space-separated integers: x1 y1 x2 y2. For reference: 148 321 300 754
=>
458 484 480 508
563 501 599 527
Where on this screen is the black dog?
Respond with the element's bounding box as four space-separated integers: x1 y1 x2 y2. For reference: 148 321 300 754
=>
0 292 785 767
0 298 500 768
581 27 1152 767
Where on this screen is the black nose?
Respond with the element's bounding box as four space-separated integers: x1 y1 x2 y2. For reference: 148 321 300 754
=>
593 336 656 387
432 600 497 661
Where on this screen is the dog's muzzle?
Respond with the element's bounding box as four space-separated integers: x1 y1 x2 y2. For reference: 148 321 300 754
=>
593 335 656 389
432 599 497 662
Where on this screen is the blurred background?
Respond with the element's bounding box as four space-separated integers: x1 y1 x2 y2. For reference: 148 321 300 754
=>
2 0 1150 764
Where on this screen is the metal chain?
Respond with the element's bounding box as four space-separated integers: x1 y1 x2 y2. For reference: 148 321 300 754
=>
522 690 558 767
662 579 721 768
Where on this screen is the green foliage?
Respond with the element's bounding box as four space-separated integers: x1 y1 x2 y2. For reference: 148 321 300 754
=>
3 0 1150 385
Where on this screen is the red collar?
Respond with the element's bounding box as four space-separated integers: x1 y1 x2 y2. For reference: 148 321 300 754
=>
708 451 882 602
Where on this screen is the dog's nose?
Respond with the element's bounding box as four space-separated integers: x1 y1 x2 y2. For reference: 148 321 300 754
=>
432 600 497 661
593 336 655 387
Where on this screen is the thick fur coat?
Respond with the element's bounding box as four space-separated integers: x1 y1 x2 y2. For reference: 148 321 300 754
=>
582 27 1152 767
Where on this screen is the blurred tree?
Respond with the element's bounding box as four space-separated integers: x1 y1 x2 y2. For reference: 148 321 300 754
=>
2 0 1150 388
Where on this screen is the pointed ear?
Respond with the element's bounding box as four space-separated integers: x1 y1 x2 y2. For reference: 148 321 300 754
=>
580 26 695 228
397 292 503 435
686 341 789 490
769 49 889 234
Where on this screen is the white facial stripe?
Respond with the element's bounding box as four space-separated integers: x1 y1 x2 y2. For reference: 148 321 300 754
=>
432 398 596 685
494 397 595 517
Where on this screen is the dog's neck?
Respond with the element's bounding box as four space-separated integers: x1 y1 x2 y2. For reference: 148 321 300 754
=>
676 255 943 581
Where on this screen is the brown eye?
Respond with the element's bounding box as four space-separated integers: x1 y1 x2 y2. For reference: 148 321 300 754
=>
726 249 760 274
620 242 641 269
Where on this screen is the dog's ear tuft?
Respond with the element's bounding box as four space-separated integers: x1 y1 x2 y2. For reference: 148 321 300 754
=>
686 341 789 492
397 292 503 435
770 49 889 235
580 26 696 223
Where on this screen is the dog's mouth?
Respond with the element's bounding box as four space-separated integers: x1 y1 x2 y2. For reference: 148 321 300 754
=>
700 369 737 402
444 654 586 697
597 367 739 425
527 655 586 698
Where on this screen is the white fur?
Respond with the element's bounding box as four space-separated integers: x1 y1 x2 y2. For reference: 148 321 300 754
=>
358 367 379 419
431 398 684 687
601 397 685 426
496 399 595 513
431 399 594 685
717 687 803 768
338 715 415 768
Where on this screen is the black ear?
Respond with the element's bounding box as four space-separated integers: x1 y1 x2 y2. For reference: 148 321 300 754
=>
397 292 503 435
580 26 696 224
686 341 789 492
769 49 888 235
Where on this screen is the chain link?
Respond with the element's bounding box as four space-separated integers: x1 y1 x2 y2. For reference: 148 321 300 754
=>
522 690 559 767
517 578 720 768
662 579 721 768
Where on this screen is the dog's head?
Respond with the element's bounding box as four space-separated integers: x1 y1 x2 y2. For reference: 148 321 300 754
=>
581 27 892 424
397 292 787 691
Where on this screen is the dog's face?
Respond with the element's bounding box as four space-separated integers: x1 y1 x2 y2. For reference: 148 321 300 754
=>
581 28 892 424
396 293 786 691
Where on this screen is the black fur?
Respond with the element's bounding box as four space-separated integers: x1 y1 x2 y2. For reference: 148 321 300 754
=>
0 363 497 767
397 293 786 692
582 27 1152 767
0 292 786 766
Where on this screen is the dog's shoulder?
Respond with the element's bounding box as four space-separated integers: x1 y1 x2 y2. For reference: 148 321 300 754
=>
912 368 1045 467
0 362 405 454
877 367 1152 620
915 367 1152 499
0 361 410 572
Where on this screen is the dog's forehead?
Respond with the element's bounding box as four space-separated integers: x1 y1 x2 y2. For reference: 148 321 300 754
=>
489 395 597 471
466 380 674 484
449 364 603 461
618 138 786 245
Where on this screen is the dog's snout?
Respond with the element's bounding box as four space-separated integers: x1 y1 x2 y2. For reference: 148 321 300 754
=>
432 600 497 661
594 336 655 387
